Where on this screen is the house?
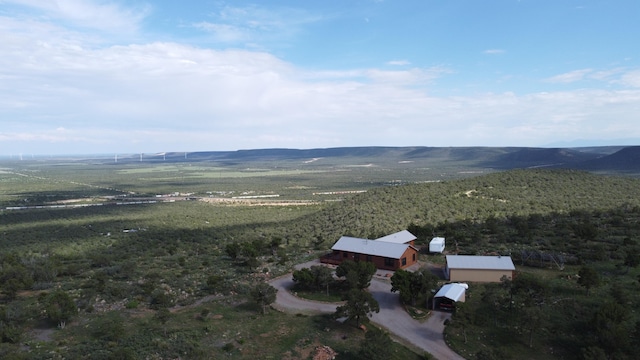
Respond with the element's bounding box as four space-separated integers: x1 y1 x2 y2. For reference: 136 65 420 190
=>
432 283 467 311
445 255 515 282
320 231 419 270
429 237 445 253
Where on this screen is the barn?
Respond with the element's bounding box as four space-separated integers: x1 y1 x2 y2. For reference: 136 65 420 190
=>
445 255 515 282
320 231 419 270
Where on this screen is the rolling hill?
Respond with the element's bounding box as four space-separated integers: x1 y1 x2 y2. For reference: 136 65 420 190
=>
105 145 640 174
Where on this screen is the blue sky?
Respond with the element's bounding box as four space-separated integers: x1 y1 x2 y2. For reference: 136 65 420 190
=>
1 0 639 155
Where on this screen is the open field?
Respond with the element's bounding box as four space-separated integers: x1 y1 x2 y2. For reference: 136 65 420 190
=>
1 157 438 359
2 149 640 359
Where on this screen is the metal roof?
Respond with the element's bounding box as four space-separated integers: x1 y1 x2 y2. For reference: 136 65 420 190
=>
445 255 515 271
331 236 414 259
434 283 467 302
375 230 417 244
430 237 445 245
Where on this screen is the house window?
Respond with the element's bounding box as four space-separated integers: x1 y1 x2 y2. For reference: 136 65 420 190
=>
412 253 416 262
366 255 372 262
402 257 407 266
343 251 349 258
354 254 360 261
384 258 394 267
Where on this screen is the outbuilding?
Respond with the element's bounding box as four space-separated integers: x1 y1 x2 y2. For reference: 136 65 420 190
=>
433 283 467 311
429 237 445 253
445 255 515 282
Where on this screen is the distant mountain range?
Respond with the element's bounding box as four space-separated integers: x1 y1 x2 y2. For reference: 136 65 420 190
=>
107 145 640 173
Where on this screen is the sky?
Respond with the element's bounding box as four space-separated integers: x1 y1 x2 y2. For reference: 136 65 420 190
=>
1 0 639 155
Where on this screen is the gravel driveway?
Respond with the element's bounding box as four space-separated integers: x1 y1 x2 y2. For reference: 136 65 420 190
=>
269 264 465 360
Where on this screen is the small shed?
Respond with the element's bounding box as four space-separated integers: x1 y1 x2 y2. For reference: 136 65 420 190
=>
429 237 445 253
433 283 467 311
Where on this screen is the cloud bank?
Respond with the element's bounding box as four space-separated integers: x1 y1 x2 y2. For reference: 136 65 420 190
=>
1 1 639 154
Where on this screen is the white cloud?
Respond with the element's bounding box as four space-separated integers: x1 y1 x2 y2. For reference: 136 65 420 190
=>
387 60 411 66
545 68 640 88
3 0 150 34
545 69 593 83
483 49 505 55
1 5 639 154
619 70 640 88
194 4 322 45
192 22 249 43
365 67 450 85
2 28 640 153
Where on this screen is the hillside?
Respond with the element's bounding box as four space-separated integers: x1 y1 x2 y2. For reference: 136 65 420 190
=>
575 145 640 172
101 146 639 174
2 166 640 359
292 169 640 246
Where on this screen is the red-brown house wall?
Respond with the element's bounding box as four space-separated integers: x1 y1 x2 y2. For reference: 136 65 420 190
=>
320 247 418 271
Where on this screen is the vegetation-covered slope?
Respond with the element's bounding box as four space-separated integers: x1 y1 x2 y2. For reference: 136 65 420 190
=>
299 169 640 246
2 168 640 359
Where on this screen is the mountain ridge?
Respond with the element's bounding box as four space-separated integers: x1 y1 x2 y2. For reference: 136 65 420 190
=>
104 145 639 174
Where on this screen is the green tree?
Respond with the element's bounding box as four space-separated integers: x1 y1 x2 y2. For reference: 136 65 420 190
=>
519 305 548 348
155 307 172 336
334 289 380 327
452 302 473 343
269 237 283 255
358 327 393 360
250 282 277 315
390 269 413 302
578 266 600 296
581 346 608 360
43 290 77 329
206 274 224 294
335 260 376 289
590 301 631 355
224 242 241 260
511 272 548 307
149 288 174 309
90 311 125 342
311 265 334 296
0 264 33 295
1 278 22 301
623 246 640 270
390 268 438 307
292 267 315 289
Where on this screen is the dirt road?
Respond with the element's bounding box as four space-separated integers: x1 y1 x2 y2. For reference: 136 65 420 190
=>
269 270 465 360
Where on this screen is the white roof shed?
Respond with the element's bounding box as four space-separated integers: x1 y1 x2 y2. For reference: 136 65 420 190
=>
445 255 515 271
429 237 445 253
433 283 467 310
434 283 467 302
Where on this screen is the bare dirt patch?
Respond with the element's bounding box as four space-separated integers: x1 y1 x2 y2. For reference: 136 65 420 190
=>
200 197 320 206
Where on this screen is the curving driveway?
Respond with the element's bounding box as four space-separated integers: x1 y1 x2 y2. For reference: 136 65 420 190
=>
269 268 465 360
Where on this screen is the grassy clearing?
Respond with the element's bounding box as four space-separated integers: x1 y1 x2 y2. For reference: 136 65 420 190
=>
26 295 423 359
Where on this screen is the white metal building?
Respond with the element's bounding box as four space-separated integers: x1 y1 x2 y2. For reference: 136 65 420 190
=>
429 237 445 253
445 255 515 282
